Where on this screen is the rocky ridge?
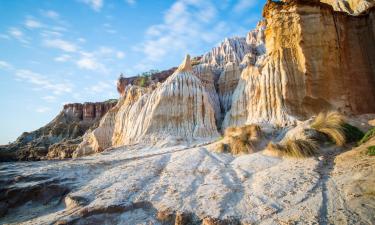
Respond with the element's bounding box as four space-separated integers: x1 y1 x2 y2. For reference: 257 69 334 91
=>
0 100 117 161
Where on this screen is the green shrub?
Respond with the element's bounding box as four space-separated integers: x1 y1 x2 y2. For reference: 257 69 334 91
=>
358 127 375 145
342 123 364 144
367 146 375 156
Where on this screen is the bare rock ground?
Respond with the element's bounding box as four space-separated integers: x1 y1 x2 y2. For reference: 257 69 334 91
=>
0 140 374 224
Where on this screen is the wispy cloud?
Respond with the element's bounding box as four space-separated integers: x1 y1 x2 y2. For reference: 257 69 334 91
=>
54 54 71 62
8 27 29 43
36 106 51 113
85 81 112 93
125 0 136 5
80 0 103 11
42 10 60 19
43 38 77 52
42 95 57 102
103 23 117 34
135 0 231 63
15 69 73 95
116 51 125 59
76 57 108 74
25 18 43 29
233 0 258 13
0 60 13 70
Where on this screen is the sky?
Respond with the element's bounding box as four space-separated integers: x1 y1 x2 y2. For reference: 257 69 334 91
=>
0 0 264 144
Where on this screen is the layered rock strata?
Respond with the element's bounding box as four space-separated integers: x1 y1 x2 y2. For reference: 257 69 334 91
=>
74 55 219 156
0 100 117 161
224 0 375 127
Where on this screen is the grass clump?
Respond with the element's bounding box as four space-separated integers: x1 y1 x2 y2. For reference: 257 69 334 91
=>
342 123 364 144
266 138 318 158
358 127 375 145
224 124 262 155
311 111 346 146
367 146 375 156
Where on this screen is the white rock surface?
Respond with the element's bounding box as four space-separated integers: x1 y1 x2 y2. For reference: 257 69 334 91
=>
1 142 371 224
223 64 298 129
193 63 221 122
75 56 219 156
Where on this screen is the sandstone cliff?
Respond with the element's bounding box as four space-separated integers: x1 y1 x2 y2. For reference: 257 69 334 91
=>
224 0 375 127
74 55 219 157
321 0 375 15
202 23 266 116
0 100 116 161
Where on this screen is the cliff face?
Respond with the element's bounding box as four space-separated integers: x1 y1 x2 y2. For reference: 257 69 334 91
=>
74 56 219 157
224 0 375 127
0 100 117 161
321 0 375 15
202 23 266 116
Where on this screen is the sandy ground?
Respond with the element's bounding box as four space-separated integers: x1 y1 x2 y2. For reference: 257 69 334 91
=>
0 141 374 225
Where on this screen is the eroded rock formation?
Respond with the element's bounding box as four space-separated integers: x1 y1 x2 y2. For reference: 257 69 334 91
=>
0 100 117 161
224 0 375 127
321 0 375 15
74 55 219 156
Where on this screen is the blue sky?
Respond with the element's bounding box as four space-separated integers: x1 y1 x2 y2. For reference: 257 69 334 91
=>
0 0 264 144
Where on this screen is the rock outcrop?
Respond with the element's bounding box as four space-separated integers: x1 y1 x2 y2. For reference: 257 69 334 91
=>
74 86 148 157
117 68 177 96
224 0 375 128
321 0 375 15
193 64 221 123
0 100 117 161
74 55 219 156
201 22 266 116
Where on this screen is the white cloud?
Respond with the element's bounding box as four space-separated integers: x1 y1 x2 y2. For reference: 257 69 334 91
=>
116 51 125 59
81 0 103 11
25 18 43 29
125 0 136 5
136 0 230 62
0 60 13 70
43 10 60 19
85 81 112 93
36 106 51 113
76 57 108 73
43 38 77 52
15 69 73 95
78 38 86 43
42 95 57 102
233 0 258 13
40 30 63 38
8 27 28 43
54 54 71 62
103 23 117 34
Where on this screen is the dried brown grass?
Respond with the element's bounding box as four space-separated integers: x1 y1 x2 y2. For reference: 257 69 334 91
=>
266 138 318 158
224 124 262 155
311 111 346 146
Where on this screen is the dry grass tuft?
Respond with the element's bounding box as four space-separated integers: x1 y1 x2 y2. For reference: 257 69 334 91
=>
223 124 262 155
266 138 318 158
311 111 346 146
